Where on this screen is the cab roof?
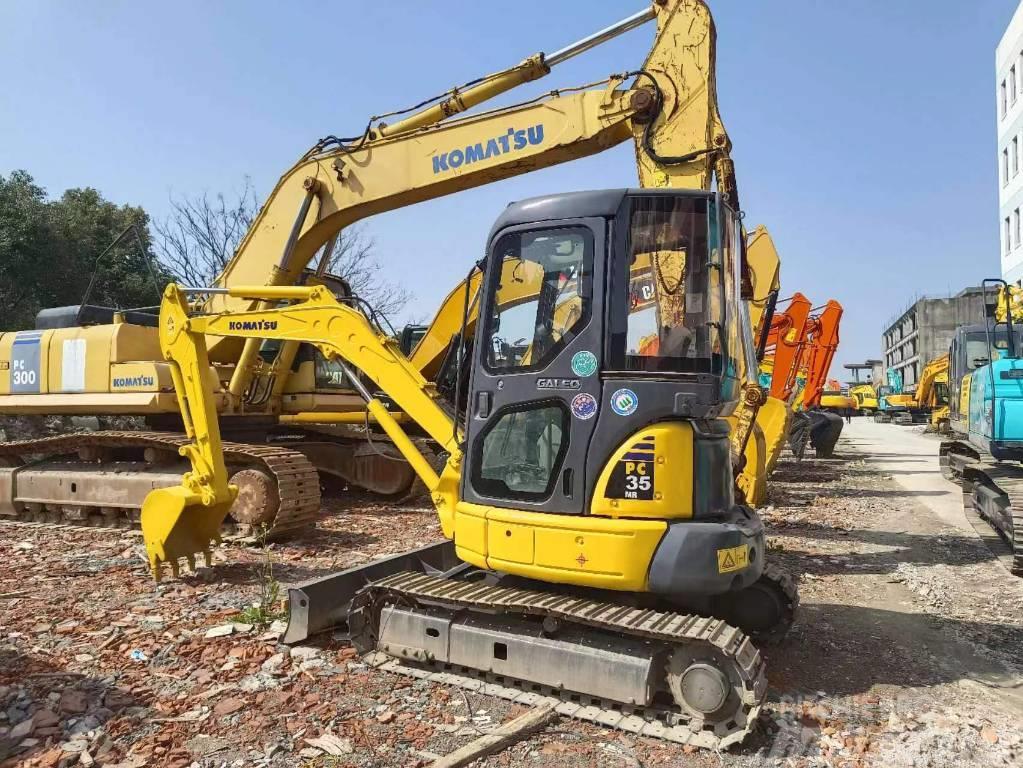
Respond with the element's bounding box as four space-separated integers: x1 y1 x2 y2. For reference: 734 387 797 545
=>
489 188 717 238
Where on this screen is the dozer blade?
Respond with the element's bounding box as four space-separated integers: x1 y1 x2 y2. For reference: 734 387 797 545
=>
140 485 238 580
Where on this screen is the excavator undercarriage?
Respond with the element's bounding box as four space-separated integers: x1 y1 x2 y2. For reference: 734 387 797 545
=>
0 431 320 540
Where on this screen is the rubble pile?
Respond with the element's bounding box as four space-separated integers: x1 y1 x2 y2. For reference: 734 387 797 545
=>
1 446 1021 767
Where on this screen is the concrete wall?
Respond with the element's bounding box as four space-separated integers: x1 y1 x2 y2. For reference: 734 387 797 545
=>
882 288 987 390
998 2 1023 283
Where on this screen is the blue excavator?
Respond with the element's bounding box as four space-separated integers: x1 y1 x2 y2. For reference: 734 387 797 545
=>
940 279 1023 575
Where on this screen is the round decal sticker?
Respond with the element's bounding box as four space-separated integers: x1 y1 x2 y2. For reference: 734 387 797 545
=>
570 350 598 378
570 392 598 420
610 388 639 417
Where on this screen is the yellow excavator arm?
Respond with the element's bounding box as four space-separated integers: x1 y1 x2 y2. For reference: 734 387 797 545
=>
145 284 464 576
914 353 949 409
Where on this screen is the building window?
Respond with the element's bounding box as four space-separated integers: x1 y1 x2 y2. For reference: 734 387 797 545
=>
1015 209 1020 248
1004 148 1010 185
1003 80 1009 117
1006 216 1012 254
1014 137 1019 175
1012 66 1018 104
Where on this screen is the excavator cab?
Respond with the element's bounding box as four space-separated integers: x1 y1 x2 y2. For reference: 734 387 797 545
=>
463 189 743 508
453 188 765 597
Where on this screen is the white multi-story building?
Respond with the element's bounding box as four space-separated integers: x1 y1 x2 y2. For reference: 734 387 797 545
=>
998 1 1023 284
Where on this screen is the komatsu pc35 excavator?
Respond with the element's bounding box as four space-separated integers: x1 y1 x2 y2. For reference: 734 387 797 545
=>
136 0 797 749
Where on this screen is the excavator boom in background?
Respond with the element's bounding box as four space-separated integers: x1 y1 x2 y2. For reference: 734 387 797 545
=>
134 0 799 749
789 300 845 459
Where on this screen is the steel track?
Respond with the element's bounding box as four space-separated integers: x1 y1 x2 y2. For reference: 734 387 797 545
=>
348 571 766 750
0 431 320 539
938 442 1022 575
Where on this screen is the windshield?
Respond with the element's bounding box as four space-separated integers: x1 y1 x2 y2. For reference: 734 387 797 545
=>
614 195 731 374
482 228 591 373
963 330 1013 371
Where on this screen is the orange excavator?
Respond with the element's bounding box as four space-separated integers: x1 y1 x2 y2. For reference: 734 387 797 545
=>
758 293 812 472
789 300 844 458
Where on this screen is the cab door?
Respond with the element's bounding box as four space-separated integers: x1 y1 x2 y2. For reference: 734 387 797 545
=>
461 219 607 515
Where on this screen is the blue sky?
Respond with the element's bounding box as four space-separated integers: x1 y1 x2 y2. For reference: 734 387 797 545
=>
0 0 1018 375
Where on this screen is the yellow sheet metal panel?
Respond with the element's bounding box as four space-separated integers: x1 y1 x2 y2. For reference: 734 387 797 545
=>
109 323 161 363
590 423 693 519
487 519 536 565
488 507 665 591
453 502 666 592
0 392 179 414
43 326 111 394
109 362 171 393
452 504 488 566
0 334 12 395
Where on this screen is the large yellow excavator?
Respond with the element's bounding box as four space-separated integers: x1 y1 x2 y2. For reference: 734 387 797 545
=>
137 0 797 749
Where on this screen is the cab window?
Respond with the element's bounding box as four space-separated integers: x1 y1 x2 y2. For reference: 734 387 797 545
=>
482 228 592 373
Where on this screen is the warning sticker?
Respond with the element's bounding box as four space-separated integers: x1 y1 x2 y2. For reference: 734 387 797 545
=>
716 544 749 574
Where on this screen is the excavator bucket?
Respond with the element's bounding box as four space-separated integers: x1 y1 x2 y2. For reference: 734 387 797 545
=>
758 396 793 475
140 484 237 580
807 410 844 458
793 410 843 459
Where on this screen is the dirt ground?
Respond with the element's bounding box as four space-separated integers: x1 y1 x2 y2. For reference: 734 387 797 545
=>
1 418 1022 767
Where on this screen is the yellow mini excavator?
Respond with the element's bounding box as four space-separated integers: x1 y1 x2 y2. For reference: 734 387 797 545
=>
136 0 797 749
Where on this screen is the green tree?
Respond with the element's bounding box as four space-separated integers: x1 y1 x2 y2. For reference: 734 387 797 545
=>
0 171 50 329
48 187 166 311
0 171 168 331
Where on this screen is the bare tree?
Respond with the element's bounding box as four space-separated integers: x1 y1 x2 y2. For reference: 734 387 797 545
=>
310 227 411 319
152 179 257 288
152 177 411 318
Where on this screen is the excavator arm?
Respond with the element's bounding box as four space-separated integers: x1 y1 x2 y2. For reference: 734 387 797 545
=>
914 354 950 409
142 0 750 576
764 293 813 402
145 283 464 576
800 301 843 410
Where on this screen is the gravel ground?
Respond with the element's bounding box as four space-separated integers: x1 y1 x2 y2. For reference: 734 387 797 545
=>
1 422 1022 767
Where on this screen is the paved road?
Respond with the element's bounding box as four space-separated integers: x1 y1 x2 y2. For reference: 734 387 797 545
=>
835 417 1023 717
840 417 971 532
